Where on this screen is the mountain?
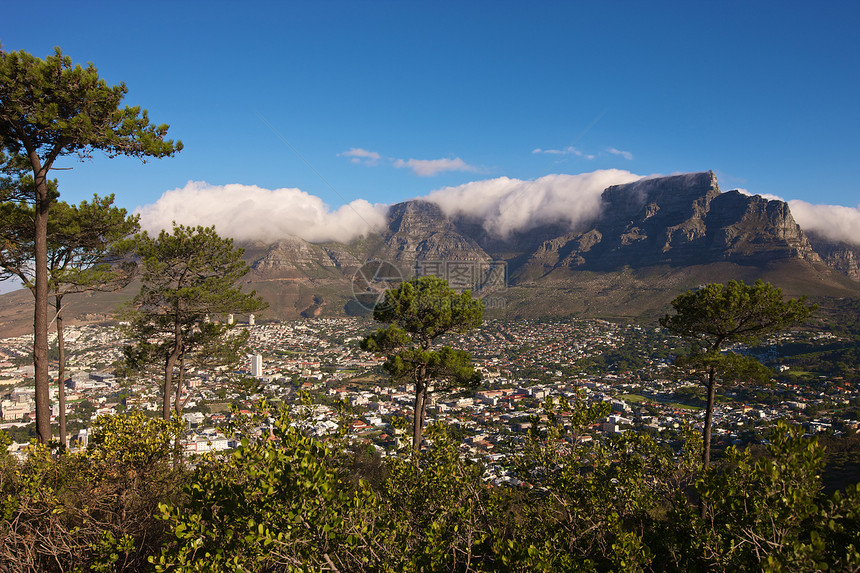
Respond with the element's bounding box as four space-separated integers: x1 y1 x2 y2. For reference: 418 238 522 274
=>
517 172 820 276
0 171 858 336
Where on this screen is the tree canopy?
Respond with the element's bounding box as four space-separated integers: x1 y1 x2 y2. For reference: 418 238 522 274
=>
361 275 484 453
660 279 816 466
0 194 139 293
0 47 181 162
0 46 181 443
124 224 267 420
660 279 815 351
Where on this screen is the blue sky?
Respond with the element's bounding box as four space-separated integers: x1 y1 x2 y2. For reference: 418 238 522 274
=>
3 1 859 241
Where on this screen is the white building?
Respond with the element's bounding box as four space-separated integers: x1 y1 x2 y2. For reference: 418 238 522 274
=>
250 354 263 378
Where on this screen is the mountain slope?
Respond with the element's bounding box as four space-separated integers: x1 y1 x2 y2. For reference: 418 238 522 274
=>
0 171 858 336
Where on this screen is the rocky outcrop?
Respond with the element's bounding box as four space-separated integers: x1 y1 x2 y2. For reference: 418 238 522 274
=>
704 191 820 263
806 232 860 280
251 235 358 276
242 172 855 304
243 173 850 289
374 200 492 267
522 171 821 272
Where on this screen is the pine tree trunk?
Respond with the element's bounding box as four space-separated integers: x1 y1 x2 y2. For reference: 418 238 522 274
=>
412 380 425 454
173 354 186 468
33 167 51 444
699 365 718 519
702 366 717 468
175 354 185 418
163 310 183 420
419 386 428 435
55 296 67 448
163 349 179 421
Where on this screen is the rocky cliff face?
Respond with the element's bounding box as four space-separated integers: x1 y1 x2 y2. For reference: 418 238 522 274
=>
249 235 361 277
704 191 820 263
242 171 848 287
373 200 491 266
521 171 821 273
806 232 860 280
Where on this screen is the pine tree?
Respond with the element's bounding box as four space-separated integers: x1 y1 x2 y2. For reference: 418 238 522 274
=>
361 276 484 453
0 47 180 443
0 194 139 446
124 224 267 421
660 279 815 467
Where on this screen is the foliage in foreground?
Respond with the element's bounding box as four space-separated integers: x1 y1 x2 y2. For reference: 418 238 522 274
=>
0 412 186 572
1 407 859 572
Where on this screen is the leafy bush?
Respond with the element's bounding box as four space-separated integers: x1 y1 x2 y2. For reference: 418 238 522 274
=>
0 413 186 572
2 410 859 572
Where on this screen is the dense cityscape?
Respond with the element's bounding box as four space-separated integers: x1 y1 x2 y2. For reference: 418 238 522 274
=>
3 315 857 484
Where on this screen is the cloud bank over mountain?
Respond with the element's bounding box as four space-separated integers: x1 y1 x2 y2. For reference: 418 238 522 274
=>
424 170 643 237
137 171 645 243
136 182 388 243
787 200 860 246
136 173 860 247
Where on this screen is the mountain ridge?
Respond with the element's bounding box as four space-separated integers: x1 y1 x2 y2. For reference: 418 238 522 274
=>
0 171 857 336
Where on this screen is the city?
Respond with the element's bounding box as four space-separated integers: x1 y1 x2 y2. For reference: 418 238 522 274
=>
3 315 856 486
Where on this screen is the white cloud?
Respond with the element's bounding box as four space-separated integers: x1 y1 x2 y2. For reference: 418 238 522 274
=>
339 147 381 165
532 146 596 160
136 181 388 243
341 148 481 176
607 147 633 160
787 200 860 246
424 169 642 238
135 171 640 245
393 157 478 177
532 146 588 157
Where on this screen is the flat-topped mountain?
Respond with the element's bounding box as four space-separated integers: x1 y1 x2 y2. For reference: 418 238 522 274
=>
519 171 820 276
0 171 857 335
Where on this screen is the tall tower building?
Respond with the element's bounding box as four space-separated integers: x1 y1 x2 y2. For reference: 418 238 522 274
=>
251 354 263 378
248 314 256 326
